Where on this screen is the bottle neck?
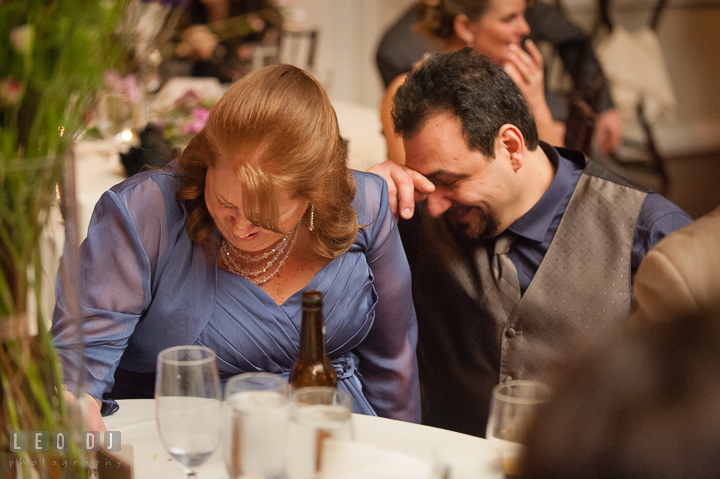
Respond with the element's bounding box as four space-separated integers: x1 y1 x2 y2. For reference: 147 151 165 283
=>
299 306 326 360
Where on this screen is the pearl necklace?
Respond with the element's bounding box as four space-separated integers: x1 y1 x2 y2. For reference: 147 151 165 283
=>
221 218 302 284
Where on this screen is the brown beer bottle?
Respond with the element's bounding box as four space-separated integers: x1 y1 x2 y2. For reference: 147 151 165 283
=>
289 290 337 391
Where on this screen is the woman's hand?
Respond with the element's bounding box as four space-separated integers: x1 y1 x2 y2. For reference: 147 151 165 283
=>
503 39 564 147
63 390 106 433
503 40 546 111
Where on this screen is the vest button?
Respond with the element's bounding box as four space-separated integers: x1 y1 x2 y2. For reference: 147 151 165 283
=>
505 328 517 338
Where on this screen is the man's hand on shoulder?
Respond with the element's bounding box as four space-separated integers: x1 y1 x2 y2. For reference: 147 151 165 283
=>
368 160 435 221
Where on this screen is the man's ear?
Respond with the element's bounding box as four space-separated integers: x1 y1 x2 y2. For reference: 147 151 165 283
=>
453 14 474 46
497 125 525 172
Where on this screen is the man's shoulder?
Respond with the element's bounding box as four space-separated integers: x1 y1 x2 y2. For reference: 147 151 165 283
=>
638 193 693 231
564 150 692 234
555 146 648 193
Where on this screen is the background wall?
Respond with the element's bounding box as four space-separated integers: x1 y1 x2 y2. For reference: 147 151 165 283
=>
290 0 415 107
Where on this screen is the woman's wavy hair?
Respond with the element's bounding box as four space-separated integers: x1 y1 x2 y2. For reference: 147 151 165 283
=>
415 0 492 40
176 64 357 259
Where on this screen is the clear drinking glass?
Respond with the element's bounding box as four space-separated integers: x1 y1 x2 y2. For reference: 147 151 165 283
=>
224 372 290 479
285 387 353 479
485 380 552 478
95 91 140 151
156 345 223 478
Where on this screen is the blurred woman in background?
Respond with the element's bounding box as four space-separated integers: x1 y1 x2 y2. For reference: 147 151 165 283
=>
381 0 564 165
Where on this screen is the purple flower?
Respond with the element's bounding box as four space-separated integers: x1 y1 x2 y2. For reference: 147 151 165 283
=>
182 108 210 135
124 74 142 103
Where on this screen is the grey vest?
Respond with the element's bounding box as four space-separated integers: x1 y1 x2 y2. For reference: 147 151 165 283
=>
407 156 647 437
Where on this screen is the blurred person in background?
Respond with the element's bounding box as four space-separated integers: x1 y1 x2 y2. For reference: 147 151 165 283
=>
521 307 720 478
174 0 283 82
377 0 622 160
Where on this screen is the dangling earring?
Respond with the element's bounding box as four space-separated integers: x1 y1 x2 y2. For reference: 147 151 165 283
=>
309 204 315 232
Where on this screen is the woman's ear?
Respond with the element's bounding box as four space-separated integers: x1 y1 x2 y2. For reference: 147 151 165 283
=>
453 14 475 47
497 125 525 172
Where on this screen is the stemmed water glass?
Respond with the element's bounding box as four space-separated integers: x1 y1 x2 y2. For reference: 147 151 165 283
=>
156 345 223 478
485 380 552 478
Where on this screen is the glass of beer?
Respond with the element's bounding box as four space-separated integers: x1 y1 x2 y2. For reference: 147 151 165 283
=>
486 380 552 477
284 387 353 479
223 372 290 479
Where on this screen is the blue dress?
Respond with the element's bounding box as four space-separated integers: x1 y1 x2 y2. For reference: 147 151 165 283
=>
51 165 421 423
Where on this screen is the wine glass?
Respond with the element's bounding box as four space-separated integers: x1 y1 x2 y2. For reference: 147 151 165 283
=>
285 387 353 479
156 345 223 478
485 380 552 478
223 372 289 479
95 90 141 153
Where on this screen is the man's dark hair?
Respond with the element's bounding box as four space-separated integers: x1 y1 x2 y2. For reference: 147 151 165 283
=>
392 49 539 157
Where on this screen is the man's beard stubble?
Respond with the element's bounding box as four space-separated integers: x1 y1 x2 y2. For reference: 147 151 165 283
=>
445 203 499 240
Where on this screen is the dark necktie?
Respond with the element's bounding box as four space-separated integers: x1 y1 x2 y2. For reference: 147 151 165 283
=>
492 233 521 314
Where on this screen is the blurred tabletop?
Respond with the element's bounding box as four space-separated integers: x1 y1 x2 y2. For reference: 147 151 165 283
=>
104 399 493 479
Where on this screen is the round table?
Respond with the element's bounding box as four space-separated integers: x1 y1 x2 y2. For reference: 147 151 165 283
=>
104 399 493 479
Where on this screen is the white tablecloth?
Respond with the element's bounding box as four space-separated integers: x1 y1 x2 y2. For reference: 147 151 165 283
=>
103 399 492 479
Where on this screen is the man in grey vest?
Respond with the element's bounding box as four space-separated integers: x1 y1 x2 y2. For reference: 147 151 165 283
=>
369 49 691 437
